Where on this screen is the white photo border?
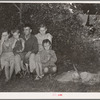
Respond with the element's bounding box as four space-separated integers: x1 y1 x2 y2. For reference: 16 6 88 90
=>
0 0 100 99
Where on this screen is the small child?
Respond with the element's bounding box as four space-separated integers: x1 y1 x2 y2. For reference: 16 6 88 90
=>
35 39 57 80
11 29 25 76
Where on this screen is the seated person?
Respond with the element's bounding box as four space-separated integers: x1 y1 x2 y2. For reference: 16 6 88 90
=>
35 39 57 80
21 24 38 75
0 29 15 82
11 29 25 77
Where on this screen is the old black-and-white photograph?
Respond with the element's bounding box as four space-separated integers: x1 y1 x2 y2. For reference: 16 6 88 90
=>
0 1 100 93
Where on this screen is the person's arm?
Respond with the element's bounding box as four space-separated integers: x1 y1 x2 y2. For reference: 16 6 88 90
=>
50 50 57 63
42 55 51 63
12 39 17 49
0 41 3 55
47 33 53 43
31 36 39 54
40 51 51 63
0 36 5 55
20 38 25 52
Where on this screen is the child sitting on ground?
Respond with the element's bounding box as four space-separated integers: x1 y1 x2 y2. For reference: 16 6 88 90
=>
11 29 25 77
35 39 57 80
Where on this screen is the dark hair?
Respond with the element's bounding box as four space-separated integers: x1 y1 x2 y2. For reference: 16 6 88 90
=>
39 24 47 30
24 23 32 29
11 28 19 34
1 28 9 34
0 28 9 39
42 39 52 49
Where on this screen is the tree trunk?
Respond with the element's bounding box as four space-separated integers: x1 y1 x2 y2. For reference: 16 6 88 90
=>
20 3 23 24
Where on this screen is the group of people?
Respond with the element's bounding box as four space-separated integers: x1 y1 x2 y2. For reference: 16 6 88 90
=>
0 24 57 82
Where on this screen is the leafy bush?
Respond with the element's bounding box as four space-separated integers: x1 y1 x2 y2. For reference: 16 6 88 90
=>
1 3 100 72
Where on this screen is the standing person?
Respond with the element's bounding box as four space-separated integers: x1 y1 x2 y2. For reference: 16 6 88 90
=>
11 29 25 77
0 29 15 82
35 24 53 52
35 39 57 80
22 24 38 75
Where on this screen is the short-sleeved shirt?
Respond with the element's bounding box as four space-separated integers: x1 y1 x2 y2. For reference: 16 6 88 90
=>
35 33 53 51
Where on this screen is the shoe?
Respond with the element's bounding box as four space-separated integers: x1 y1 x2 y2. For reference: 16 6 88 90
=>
39 74 44 79
34 76 40 80
41 74 44 77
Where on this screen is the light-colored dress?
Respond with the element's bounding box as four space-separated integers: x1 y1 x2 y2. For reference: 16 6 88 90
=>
35 33 53 51
0 39 15 69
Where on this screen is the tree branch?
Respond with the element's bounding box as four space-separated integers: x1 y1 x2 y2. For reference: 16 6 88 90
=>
13 3 21 12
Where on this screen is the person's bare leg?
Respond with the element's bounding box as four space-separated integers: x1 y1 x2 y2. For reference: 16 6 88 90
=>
36 54 43 77
10 66 14 79
14 55 21 74
35 62 40 76
1 58 9 81
5 65 10 82
9 57 15 79
25 63 30 74
39 63 43 76
21 60 26 71
29 53 36 73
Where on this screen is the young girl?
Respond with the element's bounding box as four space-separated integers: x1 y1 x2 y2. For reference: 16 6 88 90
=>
35 39 57 80
35 24 53 52
0 29 15 82
11 29 25 76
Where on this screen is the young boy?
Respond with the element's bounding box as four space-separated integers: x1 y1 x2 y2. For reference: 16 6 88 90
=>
35 39 57 80
11 29 25 76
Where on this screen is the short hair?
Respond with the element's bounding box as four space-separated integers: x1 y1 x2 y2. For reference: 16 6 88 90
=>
39 24 47 29
0 28 9 39
11 28 19 34
23 23 32 29
42 39 52 47
1 28 9 34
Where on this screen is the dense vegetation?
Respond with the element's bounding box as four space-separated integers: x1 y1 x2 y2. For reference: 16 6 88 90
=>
0 3 100 73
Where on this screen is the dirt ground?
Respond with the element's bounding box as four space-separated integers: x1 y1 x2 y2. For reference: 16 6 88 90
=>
0 65 100 92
